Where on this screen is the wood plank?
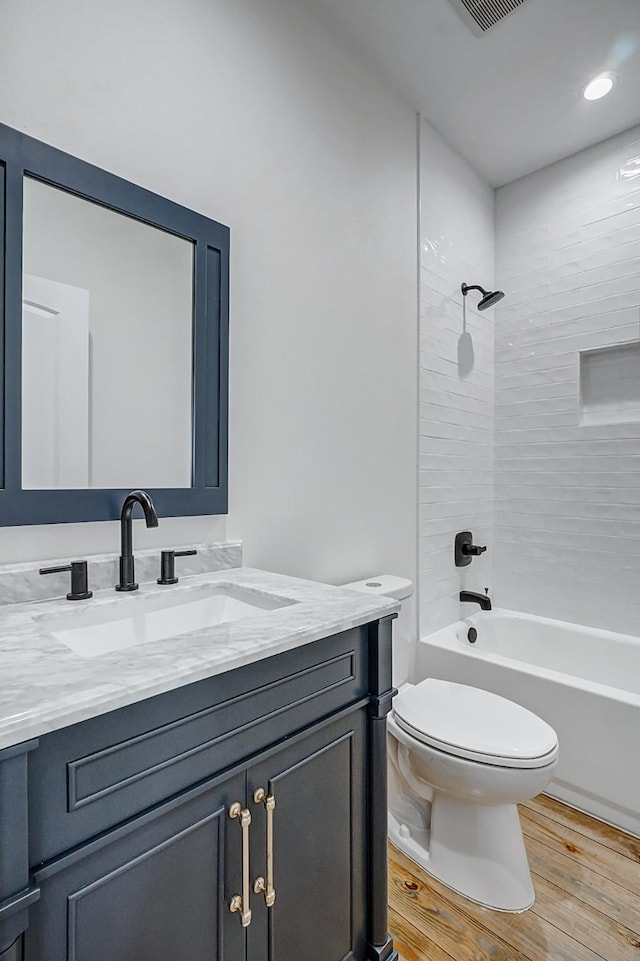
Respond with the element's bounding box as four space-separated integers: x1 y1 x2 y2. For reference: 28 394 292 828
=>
525 833 640 936
528 870 640 961
389 855 523 961
389 906 457 961
527 795 640 864
520 806 640 897
389 841 606 961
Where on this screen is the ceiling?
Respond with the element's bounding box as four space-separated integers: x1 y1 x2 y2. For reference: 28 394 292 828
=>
309 0 640 186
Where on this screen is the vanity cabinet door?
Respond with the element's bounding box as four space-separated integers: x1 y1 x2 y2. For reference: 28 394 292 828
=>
247 709 368 961
25 772 246 961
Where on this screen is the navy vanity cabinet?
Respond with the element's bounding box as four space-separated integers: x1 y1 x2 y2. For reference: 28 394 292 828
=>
247 709 368 961
0 741 39 958
24 710 370 961
27 626 369 866
15 615 396 961
26 772 245 961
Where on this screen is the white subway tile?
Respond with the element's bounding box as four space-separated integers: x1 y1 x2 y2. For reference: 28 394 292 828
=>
420 119 640 639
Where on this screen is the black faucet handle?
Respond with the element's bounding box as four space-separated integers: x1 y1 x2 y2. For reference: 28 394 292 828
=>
157 548 198 585
464 544 487 556
40 560 93 601
455 531 487 567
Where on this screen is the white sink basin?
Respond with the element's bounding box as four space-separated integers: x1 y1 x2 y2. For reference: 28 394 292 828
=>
35 583 295 658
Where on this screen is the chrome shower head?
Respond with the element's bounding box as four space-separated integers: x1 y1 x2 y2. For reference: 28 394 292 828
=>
461 283 505 311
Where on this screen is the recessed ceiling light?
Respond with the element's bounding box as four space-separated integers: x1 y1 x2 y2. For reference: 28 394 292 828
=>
583 73 616 101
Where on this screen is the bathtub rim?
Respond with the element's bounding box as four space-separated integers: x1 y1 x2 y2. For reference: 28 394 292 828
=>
420 607 640 708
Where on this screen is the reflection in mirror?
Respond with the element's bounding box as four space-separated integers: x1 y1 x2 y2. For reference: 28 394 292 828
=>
21 177 194 490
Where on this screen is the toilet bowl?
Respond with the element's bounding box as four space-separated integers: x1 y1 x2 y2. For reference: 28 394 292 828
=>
341 575 559 912
388 678 558 912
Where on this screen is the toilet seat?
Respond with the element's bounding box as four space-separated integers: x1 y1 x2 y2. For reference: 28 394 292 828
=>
393 679 558 769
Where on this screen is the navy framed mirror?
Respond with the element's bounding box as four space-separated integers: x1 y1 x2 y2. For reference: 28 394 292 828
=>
0 123 229 526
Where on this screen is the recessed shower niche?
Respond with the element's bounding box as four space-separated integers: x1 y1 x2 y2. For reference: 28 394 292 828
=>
580 342 640 426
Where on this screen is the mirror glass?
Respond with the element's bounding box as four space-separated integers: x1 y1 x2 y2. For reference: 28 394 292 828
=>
21 177 194 490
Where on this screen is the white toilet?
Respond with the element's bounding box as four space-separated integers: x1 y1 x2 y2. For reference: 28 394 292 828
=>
343 575 559 913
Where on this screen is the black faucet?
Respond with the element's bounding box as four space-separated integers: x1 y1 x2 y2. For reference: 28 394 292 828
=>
116 490 159 592
459 590 492 612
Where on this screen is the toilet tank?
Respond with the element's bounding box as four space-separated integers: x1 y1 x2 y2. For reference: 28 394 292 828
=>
341 575 415 687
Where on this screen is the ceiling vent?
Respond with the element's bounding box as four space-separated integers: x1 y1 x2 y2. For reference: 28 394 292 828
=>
447 0 530 36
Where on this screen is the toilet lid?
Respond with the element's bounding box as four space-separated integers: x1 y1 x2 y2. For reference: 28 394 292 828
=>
393 679 558 767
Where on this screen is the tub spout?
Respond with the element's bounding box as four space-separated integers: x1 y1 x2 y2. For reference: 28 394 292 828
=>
460 590 492 611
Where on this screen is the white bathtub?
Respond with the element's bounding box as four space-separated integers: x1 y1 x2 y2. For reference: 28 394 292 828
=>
415 609 640 837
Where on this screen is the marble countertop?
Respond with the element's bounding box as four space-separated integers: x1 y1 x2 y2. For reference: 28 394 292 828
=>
0 566 399 751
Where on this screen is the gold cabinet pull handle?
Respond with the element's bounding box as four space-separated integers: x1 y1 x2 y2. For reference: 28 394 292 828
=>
229 802 252 927
253 787 276 907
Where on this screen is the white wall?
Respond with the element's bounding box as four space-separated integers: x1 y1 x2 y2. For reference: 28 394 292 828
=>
0 0 418 589
495 125 640 635
418 119 495 636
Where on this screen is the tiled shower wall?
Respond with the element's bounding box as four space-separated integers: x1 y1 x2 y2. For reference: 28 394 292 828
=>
494 125 640 635
419 119 495 636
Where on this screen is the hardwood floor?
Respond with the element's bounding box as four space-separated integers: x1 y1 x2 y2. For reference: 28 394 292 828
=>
388 794 640 961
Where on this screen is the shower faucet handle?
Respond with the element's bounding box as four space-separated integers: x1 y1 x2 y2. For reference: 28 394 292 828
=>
465 544 487 556
454 532 487 568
